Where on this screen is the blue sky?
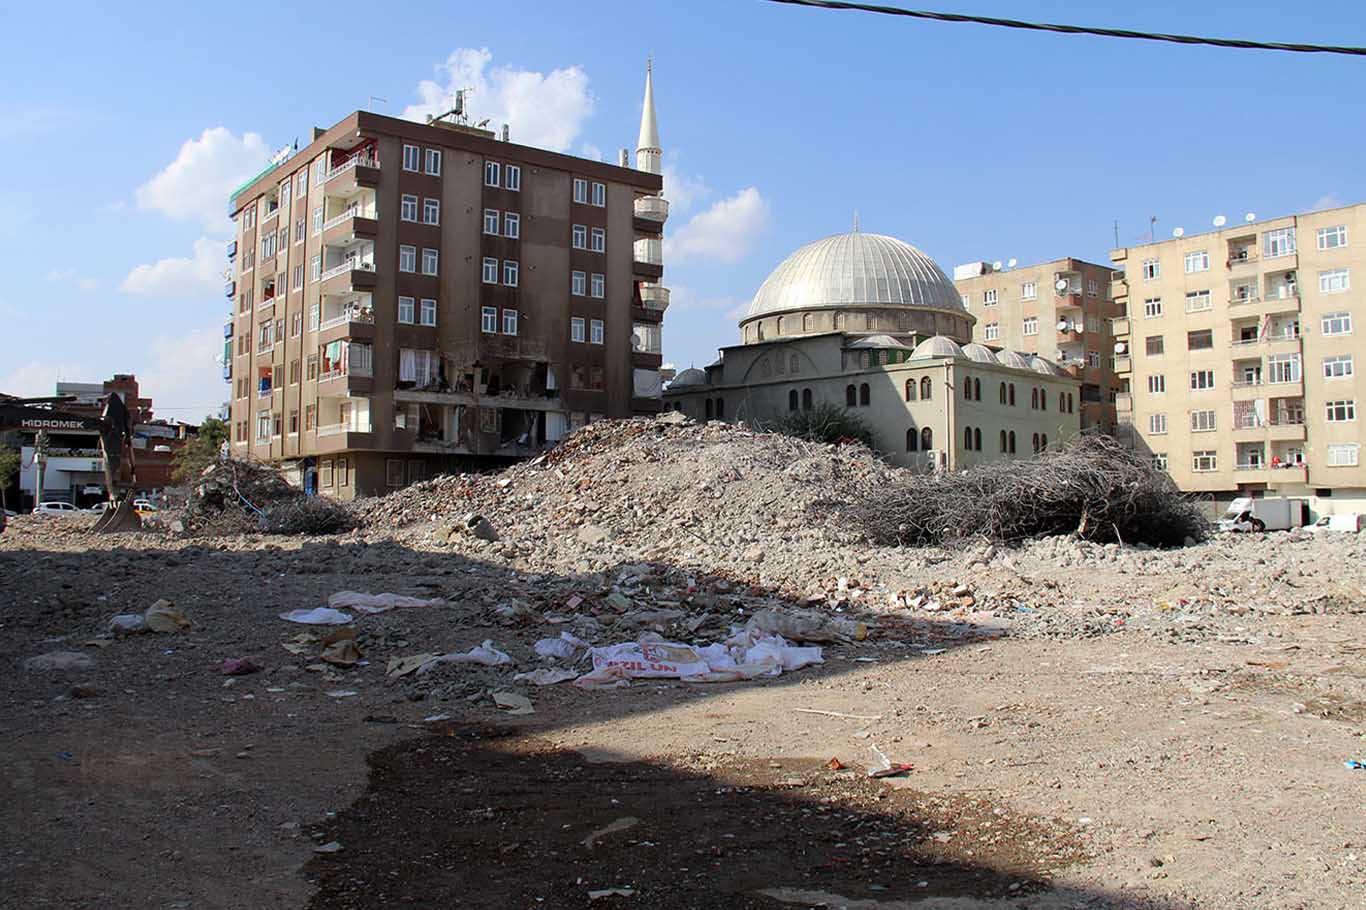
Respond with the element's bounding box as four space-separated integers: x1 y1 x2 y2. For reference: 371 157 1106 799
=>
2 0 1362 418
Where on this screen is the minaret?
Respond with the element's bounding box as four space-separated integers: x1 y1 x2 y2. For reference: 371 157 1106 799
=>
635 58 661 175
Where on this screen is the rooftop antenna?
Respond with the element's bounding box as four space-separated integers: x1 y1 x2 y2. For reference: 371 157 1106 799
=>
1113 219 1120 248
429 88 475 125
853 211 859 232
367 95 388 112
1149 215 1158 241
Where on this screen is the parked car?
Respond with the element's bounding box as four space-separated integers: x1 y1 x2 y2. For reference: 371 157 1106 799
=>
34 501 82 516
1307 513 1365 533
133 499 158 514
86 502 113 513
1217 497 1307 532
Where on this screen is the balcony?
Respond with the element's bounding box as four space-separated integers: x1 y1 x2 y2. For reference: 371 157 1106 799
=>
1114 392 1132 412
633 195 669 234
1114 354 1131 374
322 207 379 243
1111 316 1130 337
319 260 377 294
325 153 380 194
1231 380 1264 401
639 283 670 313
632 237 664 278
1226 249 1258 270
1267 417 1307 441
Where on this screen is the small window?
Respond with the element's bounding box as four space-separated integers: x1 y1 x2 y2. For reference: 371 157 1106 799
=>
590 319 604 345
845 384 857 407
573 178 588 204
965 426 973 450
1187 329 1213 351
403 144 420 171
481 257 498 284
1326 399 1356 422
1192 451 1218 472
591 182 606 206
504 212 520 239
921 427 933 451
920 376 932 400
572 224 587 249
399 245 416 273
1007 430 1016 453
570 317 585 343
1145 335 1165 356
999 429 1007 453
1149 413 1168 435
1143 297 1163 318
1022 317 1038 336
1263 227 1296 258
308 303 320 331
484 161 500 186
983 289 998 306
424 148 441 176
590 227 606 252
386 459 405 486
1327 443 1360 467
502 308 518 335
859 383 870 406
1142 259 1160 280
1148 374 1166 394
802 389 813 410
591 273 605 298
984 322 999 341
1183 250 1209 273
1021 281 1037 300
420 298 437 327
571 270 586 296
1322 311 1353 335
1185 290 1212 312
480 306 497 333
421 248 439 276
503 260 519 287
312 206 323 234
1324 354 1354 379
505 165 521 191
997 382 1005 404
1319 268 1350 294
1317 225 1347 250
483 209 499 234
1190 409 1217 432
789 389 799 411
423 198 440 225
401 195 418 221
1008 383 1015 406
398 295 415 324
1190 369 1216 391
974 427 982 451
905 379 917 402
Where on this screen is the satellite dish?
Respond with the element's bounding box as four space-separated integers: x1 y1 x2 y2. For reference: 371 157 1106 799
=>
1245 212 1257 222
1114 342 1127 354
1056 320 1069 331
1172 227 1185 238
1008 258 1018 268
1213 215 1227 227
1055 278 1069 292
992 260 1003 270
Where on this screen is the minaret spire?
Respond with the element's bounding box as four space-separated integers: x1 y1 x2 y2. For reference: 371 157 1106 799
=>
635 58 661 175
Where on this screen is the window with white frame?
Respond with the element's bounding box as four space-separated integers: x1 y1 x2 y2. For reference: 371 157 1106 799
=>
1022 316 1038 336
1183 250 1210 273
573 178 588 204
1190 409 1217 431
311 255 321 281
983 289 998 305
1322 311 1352 335
570 317 585 343
1086 315 1101 333
960 293 969 308
403 144 420 171
482 258 498 283
401 195 418 221
1264 227 1296 258
1148 374 1166 394
590 273 605 298
398 295 415 324
257 413 272 440
591 182 606 206
1021 281 1037 300
1269 353 1301 383
984 322 999 341
1153 453 1168 470
312 206 323 234
1142 259 1160 280
571 270 586 296
480 306 497 333
1192 450 1218 472
297 172 308 196
1317 225 1347 250
1087 278 1099 296
1319 268 1350 293
1324 354 1354 379
590 318 604 344
590 227 606 252
483 209 499 234
1326 399 1356 422
420 298 436 326
572 224 587 249
1185 290 1212 312
424 148 441 176
295 218 305 243
1149 413 1168 434
309 303 320 331
313 158 326 185
484 161 500 186
504 165 521 191
501 308 518 335
421 248 438 275
1190 369 1216 391
423 198 440 225
503 260 519 287
1144 297 1163 318
1327 443 1360 467
1086 350 1100 367
292 263 304 290
504 212 520 239
399 245 416 273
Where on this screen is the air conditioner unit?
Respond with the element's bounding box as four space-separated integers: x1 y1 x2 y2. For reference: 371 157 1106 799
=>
927 449 946 471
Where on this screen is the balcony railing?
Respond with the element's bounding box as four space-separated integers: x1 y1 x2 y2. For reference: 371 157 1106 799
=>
260 207 280 225
634 195 669 221
321 260 375 282
327 154 379 180
1228 294 1261 307
317 419 371 437
1227 251 1257 267
1235 462 1267 471
323 207 363 231
319 307 375 331
257 386 273 399
633 238 663 266
639 284 670 312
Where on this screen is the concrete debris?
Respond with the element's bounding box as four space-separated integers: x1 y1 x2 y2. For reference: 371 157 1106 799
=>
25 651 95 672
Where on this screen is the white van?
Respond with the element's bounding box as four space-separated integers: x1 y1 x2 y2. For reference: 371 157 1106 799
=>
1308 513 1365 533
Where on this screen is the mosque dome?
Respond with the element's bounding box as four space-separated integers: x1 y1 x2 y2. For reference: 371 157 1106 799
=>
996 350 1033 370
846 334 908 349
743 232 964 321
910 335 964 360
669 367 709 388
961 342 1000 364
1029 356 1068 376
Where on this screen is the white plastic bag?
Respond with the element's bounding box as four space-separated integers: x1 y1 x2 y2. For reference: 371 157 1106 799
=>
279 607 353 625
327 591 445 614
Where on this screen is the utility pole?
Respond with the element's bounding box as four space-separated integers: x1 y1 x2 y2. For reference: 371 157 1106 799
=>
1113 219 1120 249
33 430 49 508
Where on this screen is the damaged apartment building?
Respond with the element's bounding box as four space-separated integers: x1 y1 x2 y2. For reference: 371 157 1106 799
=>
225 64 669 497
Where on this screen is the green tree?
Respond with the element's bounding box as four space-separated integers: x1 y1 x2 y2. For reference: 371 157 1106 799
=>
171 417 230 483
0 445 18 509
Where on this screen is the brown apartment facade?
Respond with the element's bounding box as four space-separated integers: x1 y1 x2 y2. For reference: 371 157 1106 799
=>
954 258 1122 432
225 73 668 497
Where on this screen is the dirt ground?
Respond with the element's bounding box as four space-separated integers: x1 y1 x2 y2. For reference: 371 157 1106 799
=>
2 515 1364 909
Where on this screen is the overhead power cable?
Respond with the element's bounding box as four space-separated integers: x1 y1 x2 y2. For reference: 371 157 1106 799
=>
762 0 1366 56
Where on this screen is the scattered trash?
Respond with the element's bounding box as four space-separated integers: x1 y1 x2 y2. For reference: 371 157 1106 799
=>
588 888 636 900
1346 760 1366 771
319 627 363 667
144 599 191 633
919 648 948 656
581 816 639 849
220 657 262 676
866 744 913 778
514 668 579 686
534 632 590 660
575 633 823 687
793 708 882 721
422 713 451 723
55 751 77 763
327 591 445 614
363 714 398 724
826 757 847 770
387 653 442 678
416 641 513 674
492 691 534 715
279 607 353 625
108 614 147 635
325 690 359 698
463 512 499 542
743 608 865 644
24 651 94 672
313 841 343 854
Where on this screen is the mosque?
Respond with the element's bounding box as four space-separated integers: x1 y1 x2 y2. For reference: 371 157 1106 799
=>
662 231 1080 469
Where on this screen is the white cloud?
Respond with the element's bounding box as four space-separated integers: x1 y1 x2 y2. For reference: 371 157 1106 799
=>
136 127 269 232
47 269 99 292
403 48 593 152
662 163 709 218
138 326 231 417
668 284 746 314
0 360 88 398
579 142 603 162
121 237 225 297
1310 194 1345 212
664 187 770 265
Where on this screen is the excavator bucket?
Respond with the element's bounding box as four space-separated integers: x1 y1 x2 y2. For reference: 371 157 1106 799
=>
91 497 142 533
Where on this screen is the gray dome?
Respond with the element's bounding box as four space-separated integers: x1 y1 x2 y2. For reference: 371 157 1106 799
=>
744 232 964 321
1029 356 1067 376
961 342 1000 364
846 333 907 349
910 335 964 360
669 368 708 388
996 350 1033 370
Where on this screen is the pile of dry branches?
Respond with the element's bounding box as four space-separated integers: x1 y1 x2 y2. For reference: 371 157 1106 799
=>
853 434 1208 547
180 459 354 535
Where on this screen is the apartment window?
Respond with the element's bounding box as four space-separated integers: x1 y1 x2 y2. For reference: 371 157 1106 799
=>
421 248 438 275
1318 225 1347 250
1086 350 1100 367
983 289 998 306
1187 329 1213 351
1142 259 1160 280
256 413 271 440
572 224 587 249
296 173 308 196
590 273 605 298
1152 453 1168 471
291 312 302 337
1022 317 1038 336
984 322 999 341
480 306 497 333
483 209 499 234
570 317 585 342
482 160 501 185
422 148 441 176
403 144 420 171
590 227 606 252
482 257 498 283
1328 444 1360 467
398 295 415 324
258 322 272 348
590 181 606 206
1021 281 1037 300
502 308 518 335
1324 354 1354 379
289 360 300 384
573 178 588 203
1319 268 1350 294
571 270 587 296
504 212 520 239
422 198 440 225
1190 409 1217 432
1190 369 1216 391
260 232 277 259
293 263 304 290
313 158 326 185
1269 353 1301 383
503 260 519 287
1144 297 1163 318
1326 399 1356 422
312 206 323 234
306 354 318 381
400 195 418 221
1263 227 1296 258
288 410 299 434
590 318 604 345
399 245 416 273
294 218 305 244
308 303 320 331
1192 451 1218 472
1183 250 1210 273
1149 413 1168 435
505 165 521 191
1145 335 1165 356
1087 278 1100 296
420 298 437 327
1322 311 1352 335
1148 374 1166 394
960 293 969 308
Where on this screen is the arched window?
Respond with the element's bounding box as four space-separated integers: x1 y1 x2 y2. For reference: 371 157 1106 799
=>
1068 392 1074 413
1000 429 1008 452
802 313 813 333
963 377 972 400
1008 384 1016 407
906 428 918 452
973 378 982 400
905 378 916 401
777 316 788 336
999 382 1007 404
833 312 845 330
1030 388 1038 410
1041 433 1048 452
974 427 981 451
864 313 874 330
802 388 813 410
1008 430 1016 453
921 427 933 450
1032 432 1040 453
1040 389 1047 411
1059 391 1066 412
756 322 766 341
920 376 932 400
705 399 714 420
788 389 799 411
845 384 857 407
790 355 800 374
715 398 725 420
859 383 870 406
964 426 973 450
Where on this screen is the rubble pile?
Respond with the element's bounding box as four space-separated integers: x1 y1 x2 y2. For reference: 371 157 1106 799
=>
181 459 355 535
